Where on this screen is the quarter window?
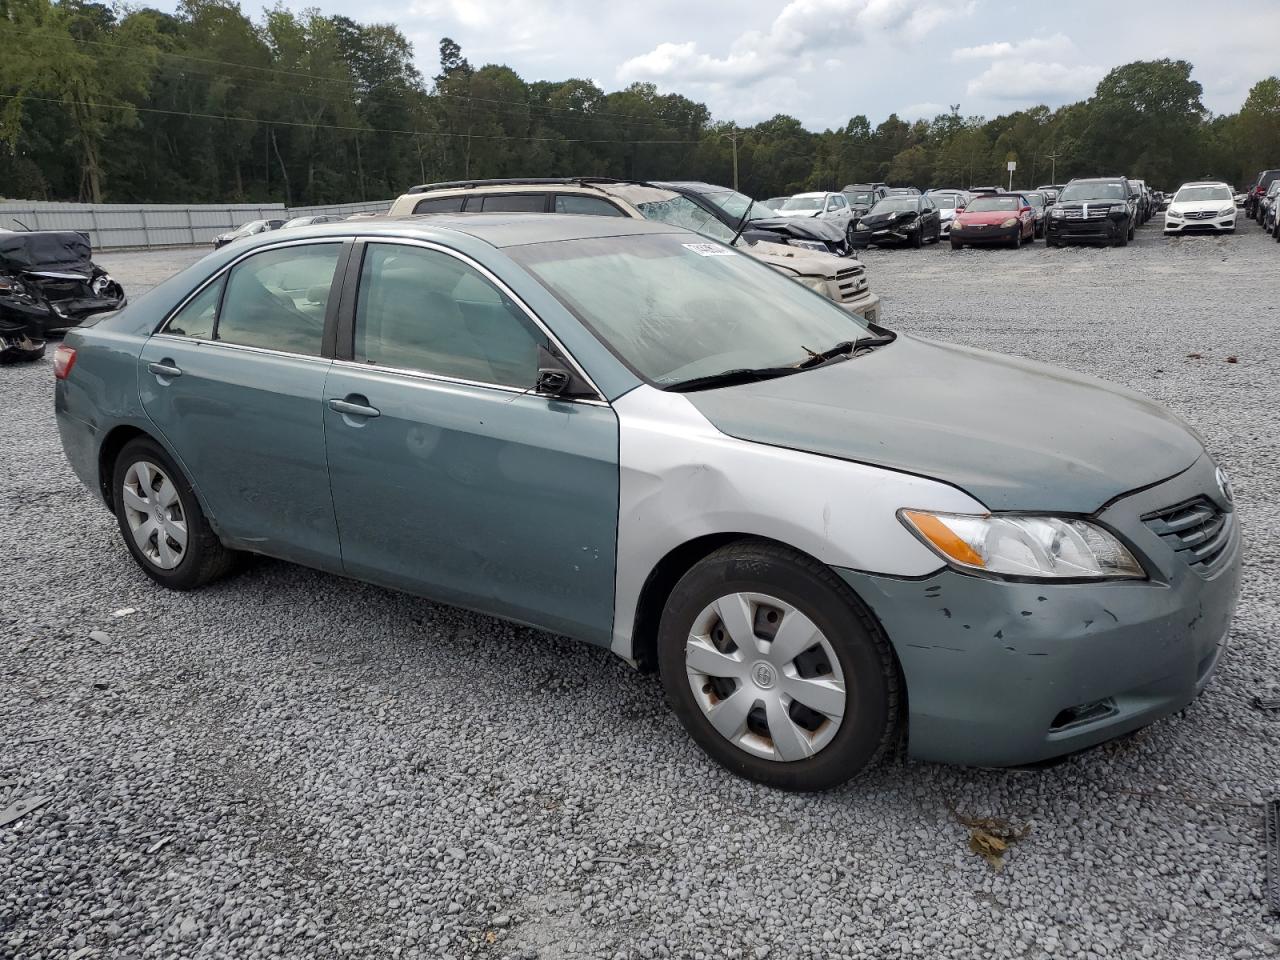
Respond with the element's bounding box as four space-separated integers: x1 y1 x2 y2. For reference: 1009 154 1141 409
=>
215 244 340 356
413 196 465 214
554 194 626 217
166 277 223 339
353 243 548 388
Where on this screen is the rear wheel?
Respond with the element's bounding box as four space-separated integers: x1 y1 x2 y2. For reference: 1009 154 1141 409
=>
658 542 899 791
111 437 238 590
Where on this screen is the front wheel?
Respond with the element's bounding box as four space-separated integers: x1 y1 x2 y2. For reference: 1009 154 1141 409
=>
950 239 963 250
912 228 924 249
112 437 238 590
1009 230 1021 249
658 542 899 791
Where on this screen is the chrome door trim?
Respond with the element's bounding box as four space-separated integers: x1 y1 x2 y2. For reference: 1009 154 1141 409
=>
148 331 333 366
329 356 609 408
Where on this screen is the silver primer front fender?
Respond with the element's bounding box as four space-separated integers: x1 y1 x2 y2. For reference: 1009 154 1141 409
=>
609 385 987 660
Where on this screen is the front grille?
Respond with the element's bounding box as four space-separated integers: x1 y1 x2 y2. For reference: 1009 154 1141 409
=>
1143 496 1233 575
1184 210 1218 221
833 266 867 302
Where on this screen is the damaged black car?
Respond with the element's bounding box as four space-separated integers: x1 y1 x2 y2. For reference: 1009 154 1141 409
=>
0 231 125 363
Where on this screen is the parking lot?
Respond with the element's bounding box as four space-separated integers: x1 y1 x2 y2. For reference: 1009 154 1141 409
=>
3 220 1279 959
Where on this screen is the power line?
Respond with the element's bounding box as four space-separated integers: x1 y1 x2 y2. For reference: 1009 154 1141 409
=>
0 24 708 127
0 92 705 145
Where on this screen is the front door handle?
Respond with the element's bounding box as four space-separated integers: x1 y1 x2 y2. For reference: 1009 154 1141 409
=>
148 359 182 378
328 396 380 419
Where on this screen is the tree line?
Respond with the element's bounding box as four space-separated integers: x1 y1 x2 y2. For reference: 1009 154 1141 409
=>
2 0 1279 206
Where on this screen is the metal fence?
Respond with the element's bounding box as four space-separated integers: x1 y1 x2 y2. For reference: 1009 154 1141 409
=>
0 199 392 250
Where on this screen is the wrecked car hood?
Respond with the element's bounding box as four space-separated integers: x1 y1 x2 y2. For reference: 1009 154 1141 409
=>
0 231 94 273
683 333 1203 513
748 216 844 243
742 239 857 279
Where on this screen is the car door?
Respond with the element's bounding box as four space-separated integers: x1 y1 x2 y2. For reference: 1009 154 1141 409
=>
322 239 620 644
139 240 349 572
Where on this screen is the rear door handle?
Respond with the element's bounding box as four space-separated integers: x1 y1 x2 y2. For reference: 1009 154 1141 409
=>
328 396 380 419
148 360 182 378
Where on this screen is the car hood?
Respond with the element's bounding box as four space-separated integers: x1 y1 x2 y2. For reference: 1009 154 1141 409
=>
858 210 915 228
956 210 1017 225
772 209 823 219
741 239 851 279
748 216 844 243
683 334 1204 513
1169 199 1233 214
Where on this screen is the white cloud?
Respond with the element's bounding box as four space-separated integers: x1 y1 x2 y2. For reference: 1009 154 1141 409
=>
900 101 947 119
618 0 973 90
965 59 1104 101
951 33 1075 61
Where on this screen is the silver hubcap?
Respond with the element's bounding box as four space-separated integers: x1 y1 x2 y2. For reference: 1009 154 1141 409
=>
121 460 187 570
685 592 846 762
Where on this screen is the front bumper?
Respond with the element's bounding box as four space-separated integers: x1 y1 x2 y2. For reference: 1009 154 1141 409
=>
837 455 1241 767
852 224 915 246
1164 214 1234 234
838 291 881 324
950 224 1017 245
1046 216 1124 244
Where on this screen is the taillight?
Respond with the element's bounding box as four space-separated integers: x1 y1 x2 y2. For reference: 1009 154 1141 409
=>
53 344 77 380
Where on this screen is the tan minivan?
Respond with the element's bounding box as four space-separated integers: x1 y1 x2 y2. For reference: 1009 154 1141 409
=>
387 179 880 322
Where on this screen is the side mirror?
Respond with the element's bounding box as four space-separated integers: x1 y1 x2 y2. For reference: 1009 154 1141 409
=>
535 344 594 399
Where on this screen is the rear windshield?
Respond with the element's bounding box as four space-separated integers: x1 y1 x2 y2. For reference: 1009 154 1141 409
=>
1059 181 1127 202
780 196 823 211
966 196 1019 212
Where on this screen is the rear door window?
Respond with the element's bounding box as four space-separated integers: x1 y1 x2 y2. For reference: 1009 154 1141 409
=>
473 194 547 213
215 244 341 356
166 278 224 339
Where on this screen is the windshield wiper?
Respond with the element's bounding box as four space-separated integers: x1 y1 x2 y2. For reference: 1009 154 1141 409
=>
796 333 896 369
663 366 799 393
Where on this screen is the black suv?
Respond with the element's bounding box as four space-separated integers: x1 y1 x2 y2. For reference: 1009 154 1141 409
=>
1246 169 1280 221
1046 177 1136 247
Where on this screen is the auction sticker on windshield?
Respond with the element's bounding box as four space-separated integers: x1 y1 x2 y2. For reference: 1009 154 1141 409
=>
682 243 736 257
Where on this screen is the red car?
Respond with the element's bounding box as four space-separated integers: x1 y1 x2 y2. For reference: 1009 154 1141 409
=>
949 194 1037 249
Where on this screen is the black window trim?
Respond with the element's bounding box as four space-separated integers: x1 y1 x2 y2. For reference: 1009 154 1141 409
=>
154 238 353 364
333 236 607 404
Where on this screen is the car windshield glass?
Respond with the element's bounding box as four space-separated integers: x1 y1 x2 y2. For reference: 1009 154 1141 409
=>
1175 185 1231 202
1024 194 1045 208
845 191 874 203
966 196 1019 212
870 198 918 213
233 220 267 235
780 196 823 211
699 190 774 221
508 233 868 386
1059 181 1126 201
932 195 957 208
634 197 736 244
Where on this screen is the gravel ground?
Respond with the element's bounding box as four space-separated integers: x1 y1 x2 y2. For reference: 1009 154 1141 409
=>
3 220 1280 960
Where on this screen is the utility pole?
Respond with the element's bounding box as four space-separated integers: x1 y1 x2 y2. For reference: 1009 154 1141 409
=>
720 129 741 191
1045 151 1062 185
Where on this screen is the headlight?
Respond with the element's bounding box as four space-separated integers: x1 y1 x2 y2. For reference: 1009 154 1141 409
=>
899 510 1144 580
1110 204 1129 214
951 222 964 231
788 239 828 252
1050 208 1065 218
1218 207 1234 217
91 274 114 296
1166 208 1182 218
795 275 829 294
1000 218 1018 228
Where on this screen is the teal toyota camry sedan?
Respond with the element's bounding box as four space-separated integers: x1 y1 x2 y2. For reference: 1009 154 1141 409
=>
54 215 1240 790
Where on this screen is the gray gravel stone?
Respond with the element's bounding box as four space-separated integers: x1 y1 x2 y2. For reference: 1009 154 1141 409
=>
2 225 1279 958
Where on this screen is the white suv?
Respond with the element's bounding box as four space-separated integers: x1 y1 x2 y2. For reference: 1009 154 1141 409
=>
773 192 856 236
388 179 880 322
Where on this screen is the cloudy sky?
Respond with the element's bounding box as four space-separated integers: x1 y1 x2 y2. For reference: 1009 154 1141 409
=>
242 0 1280 128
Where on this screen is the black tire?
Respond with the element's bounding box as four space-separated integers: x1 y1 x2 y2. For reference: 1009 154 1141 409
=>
1115 226 1129 247
845 223 857 250
0 338 46 364
111 437 237 590
1127 220 1135 241
657 541 899 791
912 227 924 249
1009 229 1021 249
1035 222 1044 239
950 239 963 250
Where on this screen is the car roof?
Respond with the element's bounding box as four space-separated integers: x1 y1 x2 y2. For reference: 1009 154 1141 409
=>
654 181 733 195
788 191 829 199
258 213 684 249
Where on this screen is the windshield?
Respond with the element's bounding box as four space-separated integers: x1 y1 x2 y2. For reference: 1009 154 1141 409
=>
699 189 776 221
780 196 823 212
966 196 1020 212
932 195 958 209
870 198 919 214
844 191 874 204
1174 185 1231 203
508 233 868 386
1059 181 1127 202
1024 194 1045 209
635 196 736 244
282 217 311 229
233 220 268 235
